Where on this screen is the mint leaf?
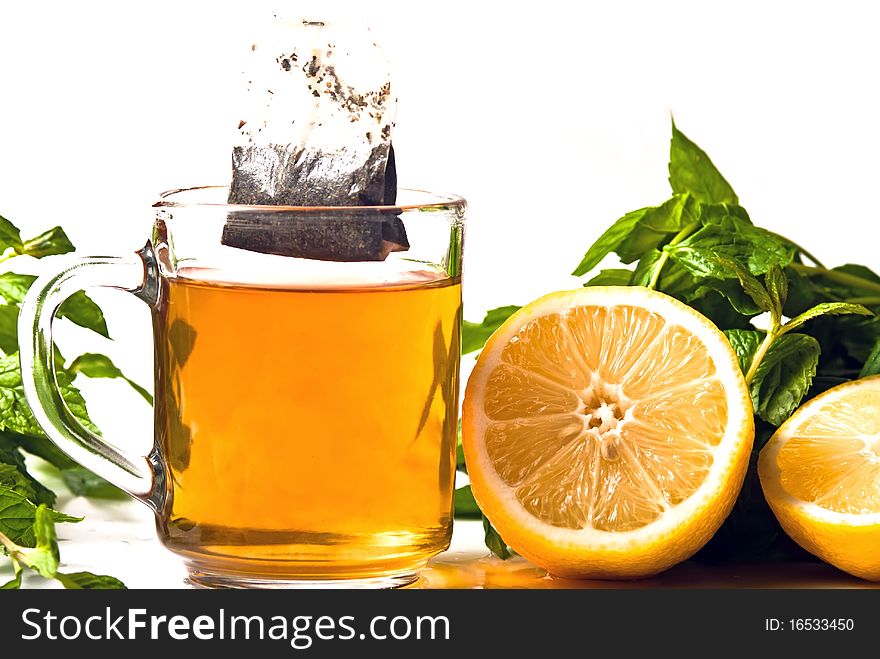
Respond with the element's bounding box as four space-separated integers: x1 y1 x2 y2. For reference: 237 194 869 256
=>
572 195 698 276
0 444 56 507
821 264 880 299
799 315 875 373
60 465 125 499
0 354 99 437
699 201 751 224
724 329 764 374
630 250 664 287
783 302 873 334
782 266 822 317
669 122 738 204
453 485 481 519
482 515 511 559
656 261 703 299
0 506 62 581
462 306 520 354
713 257 775 314
645 254 761 326
1 432 76 470
690 292 755 330
0 504 124 589
584 268 632 287
765 265 788 313
54 369 101 435
860 338 880 378
0 304 19 355
455 423 466 473
17 227 75 258
572 206 651 276
615 195 696 263
840 317 880 364
67 352 122 378
725 330 821 424
667 216 796 279
57 291 110 338
785 264 880 316
0 273 109 339
1 560 22 589
693 279 764 317
835 263 880 283
0 485 80 547
55 571 126 590
750 334 821 426
68 353 152 404
0 272 36 304
0 356 46 437
0 463 38 501
639 194 699 232
0 215 23 253
19 505 60 578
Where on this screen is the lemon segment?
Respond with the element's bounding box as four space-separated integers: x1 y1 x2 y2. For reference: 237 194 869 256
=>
759 376 880 580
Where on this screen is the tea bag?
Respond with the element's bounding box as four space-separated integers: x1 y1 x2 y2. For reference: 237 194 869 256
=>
222 13 408 262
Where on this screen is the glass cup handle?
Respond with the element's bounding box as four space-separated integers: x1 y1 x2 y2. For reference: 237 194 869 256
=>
17 242 166 512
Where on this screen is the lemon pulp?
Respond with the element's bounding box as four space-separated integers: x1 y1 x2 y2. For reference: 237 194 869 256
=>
482 304 729 532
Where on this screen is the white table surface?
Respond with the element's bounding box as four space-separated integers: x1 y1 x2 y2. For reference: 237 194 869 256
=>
4 470 880 589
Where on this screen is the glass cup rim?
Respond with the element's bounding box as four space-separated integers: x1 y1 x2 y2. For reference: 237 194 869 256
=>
153 185 466 214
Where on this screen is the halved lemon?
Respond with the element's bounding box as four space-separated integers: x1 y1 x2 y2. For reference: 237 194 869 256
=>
462 286 753 579
758 376 880 581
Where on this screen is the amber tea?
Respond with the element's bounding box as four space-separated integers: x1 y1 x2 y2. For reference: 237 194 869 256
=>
20 184 465 588
153 269 461 582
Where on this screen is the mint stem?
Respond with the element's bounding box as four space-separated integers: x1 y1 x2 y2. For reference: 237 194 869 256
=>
647 221 701 290
0 530 19 557
745 330 776 385
790 263 880 294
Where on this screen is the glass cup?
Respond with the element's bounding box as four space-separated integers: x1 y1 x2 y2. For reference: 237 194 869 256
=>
18 186 465 588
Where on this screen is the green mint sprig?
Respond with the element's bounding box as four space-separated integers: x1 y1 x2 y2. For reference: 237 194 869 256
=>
0 505 124 589
0 214 147 588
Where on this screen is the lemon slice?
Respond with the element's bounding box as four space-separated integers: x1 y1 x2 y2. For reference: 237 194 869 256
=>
462 286 753 579
758 376 880 580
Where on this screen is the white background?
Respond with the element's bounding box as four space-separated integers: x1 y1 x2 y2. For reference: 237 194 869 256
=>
1 0 879 584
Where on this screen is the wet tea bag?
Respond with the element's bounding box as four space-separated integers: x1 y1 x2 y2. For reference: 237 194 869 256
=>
222 13 408 261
